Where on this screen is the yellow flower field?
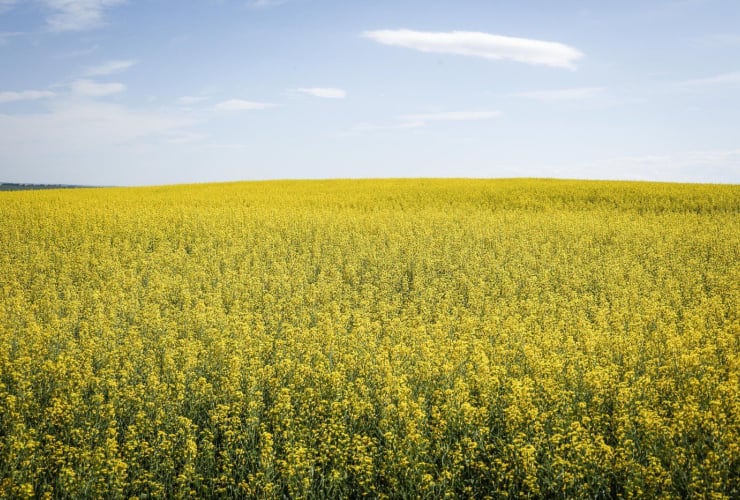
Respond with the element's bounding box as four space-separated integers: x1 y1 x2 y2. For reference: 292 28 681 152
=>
0 179 738 498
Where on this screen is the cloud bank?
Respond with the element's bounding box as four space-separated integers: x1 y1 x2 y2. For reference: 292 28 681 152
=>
363 29 583 69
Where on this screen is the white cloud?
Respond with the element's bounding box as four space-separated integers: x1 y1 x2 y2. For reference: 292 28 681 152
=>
296 87 347 99
69 79 126 97
514 86 606 101
215 99 274 111
363 29 583 69
84 59 137 76
680 71 740 86
179 95 210 105
0 90 56 103
43 0 126 32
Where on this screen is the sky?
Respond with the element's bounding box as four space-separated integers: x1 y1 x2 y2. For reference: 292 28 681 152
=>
1 0 739 186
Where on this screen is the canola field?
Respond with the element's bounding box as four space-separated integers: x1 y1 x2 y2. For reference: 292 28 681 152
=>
1 179 738 499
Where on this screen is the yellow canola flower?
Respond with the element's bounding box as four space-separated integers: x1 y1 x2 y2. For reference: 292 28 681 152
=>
0 179 737 498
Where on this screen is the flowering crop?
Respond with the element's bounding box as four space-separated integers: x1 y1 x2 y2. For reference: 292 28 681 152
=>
0 179 738 498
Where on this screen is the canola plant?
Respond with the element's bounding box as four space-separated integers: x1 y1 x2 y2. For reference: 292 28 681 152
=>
0 179 738 498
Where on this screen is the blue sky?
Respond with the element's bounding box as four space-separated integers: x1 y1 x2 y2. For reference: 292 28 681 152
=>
1 0 739 185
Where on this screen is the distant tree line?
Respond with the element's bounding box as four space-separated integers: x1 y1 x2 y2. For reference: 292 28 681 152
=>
0 183 91 191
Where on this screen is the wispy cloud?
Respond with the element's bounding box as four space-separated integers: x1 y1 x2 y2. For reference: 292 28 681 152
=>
363 29 583 69
0 90 56 103
693 33 740 47
513 86 606 101
56 45 100 58
351 121 422 133
246 0 288 8
680 71 740 87
0 0 17 13
215 99 274 111
400 111 500 126
166 130 209 144
84 59 137 76
0 31 23 45
0 100 195 153
582 149 740 183
179 95 210 105
43 0 126 32
296 87 347 99
354 110 500 132
69 79 126 97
